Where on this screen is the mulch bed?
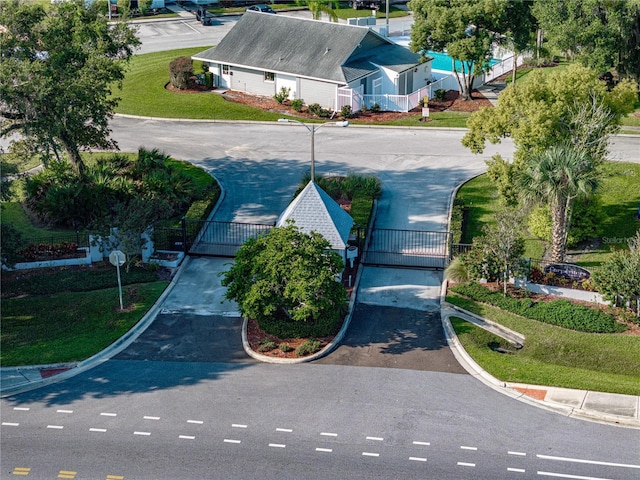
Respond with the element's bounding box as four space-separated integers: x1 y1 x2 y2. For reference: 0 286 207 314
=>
165 80 493 121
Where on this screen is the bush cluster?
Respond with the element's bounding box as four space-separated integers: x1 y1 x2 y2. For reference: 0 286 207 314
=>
433 88 447 101
307 103 332 118
18 242 81 262
291 99 303 112
169 56 193 90
258 314 341 339
273 87 290 104
450 283 625 334
450 198 465 244
295 339 322 357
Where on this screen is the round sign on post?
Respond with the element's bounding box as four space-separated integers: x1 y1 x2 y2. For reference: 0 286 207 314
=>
109 250 126 267
109 250 126 310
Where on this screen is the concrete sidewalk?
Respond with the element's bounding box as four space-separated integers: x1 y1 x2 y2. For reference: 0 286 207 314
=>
2 260 638 429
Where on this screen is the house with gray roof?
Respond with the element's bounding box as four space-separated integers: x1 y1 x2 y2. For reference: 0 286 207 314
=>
192 11 432 112
276 181 354 260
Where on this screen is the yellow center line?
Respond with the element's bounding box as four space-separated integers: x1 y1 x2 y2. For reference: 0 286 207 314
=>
106 476 124 480
12 467 31 476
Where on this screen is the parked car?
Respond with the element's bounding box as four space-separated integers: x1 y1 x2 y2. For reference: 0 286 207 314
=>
246 4 275 13
543 263 591 281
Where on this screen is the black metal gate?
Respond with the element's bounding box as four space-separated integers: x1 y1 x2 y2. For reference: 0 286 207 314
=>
362 228 451 269
154 219 272 257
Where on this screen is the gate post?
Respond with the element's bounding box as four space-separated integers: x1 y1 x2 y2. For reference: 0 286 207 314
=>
181 216 188 255
447 231 453 266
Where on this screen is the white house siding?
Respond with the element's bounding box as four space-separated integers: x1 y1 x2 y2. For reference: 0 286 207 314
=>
299 78 338 109
230 67 275 96
276 74 298 100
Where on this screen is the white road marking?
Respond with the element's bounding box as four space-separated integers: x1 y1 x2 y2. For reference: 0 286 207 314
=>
89 428 107 432
409 457 427 462
458 462 476 467
461 446 478 451
509 451 527 456
187 420 204 424
143 416 160 420
269 443 286 448
2 422 19 426
224 439 241 444
100 413 117 417
537 472 613 480
413 441 430 446
321 432 338 437
134 431 151 436
508 468 526 473
180 20 200 34
276 428 293 432
316 448 332 453
179 435 195 440
13 407 29 411
366 436 383 441
47 425 64 429
232 424 247 428
362 452 380 457
57 409 73 414
536 454 640 469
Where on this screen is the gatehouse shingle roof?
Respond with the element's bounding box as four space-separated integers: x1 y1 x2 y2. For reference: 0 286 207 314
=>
276 181 353 250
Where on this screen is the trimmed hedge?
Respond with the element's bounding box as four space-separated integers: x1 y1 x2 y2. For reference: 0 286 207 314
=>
450 283 625 334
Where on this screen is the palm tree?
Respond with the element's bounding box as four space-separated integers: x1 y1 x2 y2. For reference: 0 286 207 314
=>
307 0 338 22
518 146 599 263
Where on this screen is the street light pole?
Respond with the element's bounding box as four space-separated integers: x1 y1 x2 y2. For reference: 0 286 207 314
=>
278 118 349 182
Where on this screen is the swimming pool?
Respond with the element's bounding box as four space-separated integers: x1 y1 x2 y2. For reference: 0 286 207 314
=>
427 50 500 72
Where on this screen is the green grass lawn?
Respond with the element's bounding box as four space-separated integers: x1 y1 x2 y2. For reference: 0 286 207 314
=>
1 270 167 366
447 295 640 396
114 47 296 120
454 161 640 264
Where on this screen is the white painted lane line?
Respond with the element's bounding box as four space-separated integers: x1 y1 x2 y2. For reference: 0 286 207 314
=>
89 428 107 432
276 428 293 432
320 432 337 437
143 416 160 420
457 462 476 467
134 431 151 436
187 420 204 424
537 472 613 480
2 422 19 426
509 451 527 456
232 424 247 428
100 413 117 417
409 457 427 462
269 443 286 448
316 448 332 453
508 468 526 473
47 425 64 429
413 441 430 446
536 454 640 469
366 436 383 441
179 435 195 440
57 409 73 414
362 452 379 457
13 407 30 411
461 446 478 451
224 439 241 444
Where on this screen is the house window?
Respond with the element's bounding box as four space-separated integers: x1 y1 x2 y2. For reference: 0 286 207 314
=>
222 64 229 75
264 71 275 82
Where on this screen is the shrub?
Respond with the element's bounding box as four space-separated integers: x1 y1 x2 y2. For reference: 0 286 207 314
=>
340 105 352 119
450 283 625 333
369 103 380 113
291 99 303 112
528 205 552 242
450 198 465 244
434 88 447 101
566 198 603 248
308 103 331 118
273 87 290 104
279 343 293 353
0 223 25 267
486 154 518 206
258 338 277 352
295 339 322 356
169 56 193 90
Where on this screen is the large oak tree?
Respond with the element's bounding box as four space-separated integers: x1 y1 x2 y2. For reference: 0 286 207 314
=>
0 0 139 174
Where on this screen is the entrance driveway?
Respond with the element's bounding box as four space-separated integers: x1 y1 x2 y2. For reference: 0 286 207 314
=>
316 267 466 374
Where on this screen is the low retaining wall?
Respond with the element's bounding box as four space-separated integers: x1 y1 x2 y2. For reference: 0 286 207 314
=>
8 247 91 270
515 279 609 305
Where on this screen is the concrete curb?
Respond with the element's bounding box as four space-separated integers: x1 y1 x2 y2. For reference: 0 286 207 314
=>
439 281 640 429
0 257 191 398
443 302 525 347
